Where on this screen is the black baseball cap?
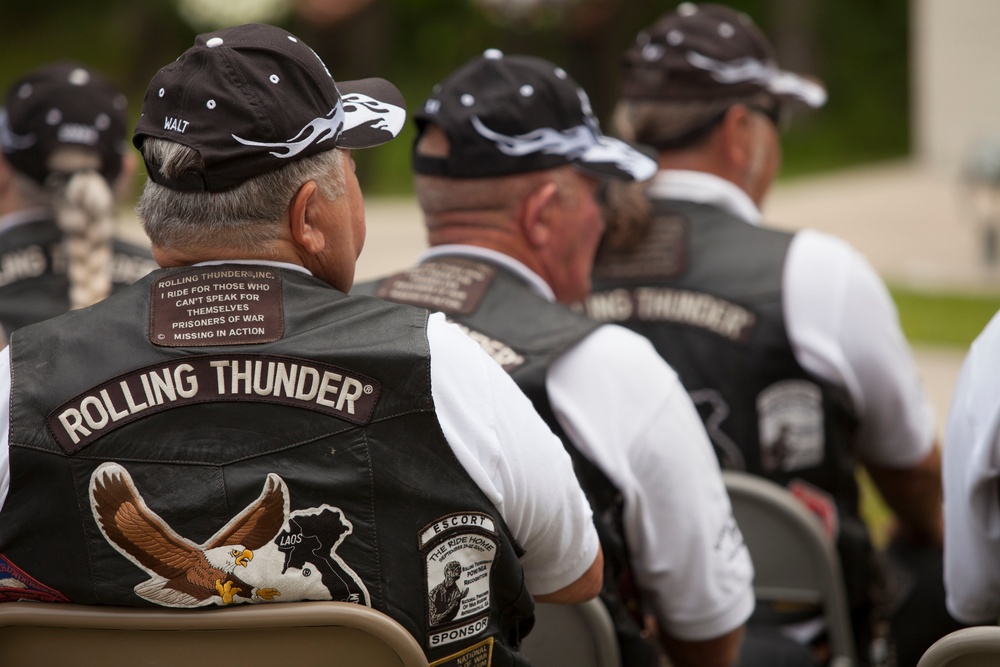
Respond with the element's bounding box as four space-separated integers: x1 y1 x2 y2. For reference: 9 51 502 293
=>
133 23 406 193
0 61 128 185
620 3 826 108
413 50 657 182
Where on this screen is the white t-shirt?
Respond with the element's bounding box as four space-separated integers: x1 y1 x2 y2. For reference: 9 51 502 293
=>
646 170 936 468
421 245 756 642
943 310 1000 623
0 260 599 598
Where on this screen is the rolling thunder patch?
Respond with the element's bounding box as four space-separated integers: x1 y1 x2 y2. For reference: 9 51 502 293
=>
376 259 496 315
149 267 284 347
47 353 381 453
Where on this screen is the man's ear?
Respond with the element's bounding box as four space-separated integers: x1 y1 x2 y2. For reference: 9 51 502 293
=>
287 180 326 254
719 104 755 171
520 180 559 248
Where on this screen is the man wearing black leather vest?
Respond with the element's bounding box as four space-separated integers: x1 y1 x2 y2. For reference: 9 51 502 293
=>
353 50 755 667
0 25 605 667
0 62 158 334
582 4 958 666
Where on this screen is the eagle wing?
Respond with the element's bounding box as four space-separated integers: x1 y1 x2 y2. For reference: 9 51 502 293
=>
207 473 287 551
91 465 206 581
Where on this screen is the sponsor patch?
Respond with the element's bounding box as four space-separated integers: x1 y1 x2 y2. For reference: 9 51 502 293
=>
593 214 688 282
0 554 69 603
430 636 494 667
376 259 496 315
89 463 370 608
757 380 825 472
421 512 498 649
149 267 284 347
47 353 381 453
583 286 756 342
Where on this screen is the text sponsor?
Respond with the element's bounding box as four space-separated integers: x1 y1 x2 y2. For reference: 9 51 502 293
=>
47 353 381 453
428 615 490 648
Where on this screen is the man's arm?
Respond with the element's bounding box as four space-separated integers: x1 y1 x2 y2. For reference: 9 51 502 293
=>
533 548 603 603
867 444 943 546
660 626 745 667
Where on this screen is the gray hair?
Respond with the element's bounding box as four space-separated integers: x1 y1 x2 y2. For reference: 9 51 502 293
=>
612 93 773 150
136 139 347 253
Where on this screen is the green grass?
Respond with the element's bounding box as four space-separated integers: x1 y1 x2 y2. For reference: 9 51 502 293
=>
889 284 1000 348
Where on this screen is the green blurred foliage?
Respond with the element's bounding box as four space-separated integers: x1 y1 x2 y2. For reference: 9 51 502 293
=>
0 0 912 196
889 284 1000 348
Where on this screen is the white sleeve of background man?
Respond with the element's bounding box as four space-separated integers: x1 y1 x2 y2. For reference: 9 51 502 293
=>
784 229 935 467
943 311 1000 623
548 325 755 641
426 312 600 596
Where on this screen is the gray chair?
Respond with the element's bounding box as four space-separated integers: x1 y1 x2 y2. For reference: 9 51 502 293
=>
723 470 856 667
519 598 622 667
916 626 1000 667
0 600 428 667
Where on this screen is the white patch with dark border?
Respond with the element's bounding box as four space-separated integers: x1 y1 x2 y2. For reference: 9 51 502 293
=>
420 512 498 648
757 380 824 472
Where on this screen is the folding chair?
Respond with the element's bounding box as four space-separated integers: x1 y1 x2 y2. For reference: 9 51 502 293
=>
723 471 856 667
0 600 428 667
519 597 622 667
916 626 1000 667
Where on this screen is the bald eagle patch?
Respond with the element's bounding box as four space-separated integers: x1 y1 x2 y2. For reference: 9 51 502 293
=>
89 462 369 608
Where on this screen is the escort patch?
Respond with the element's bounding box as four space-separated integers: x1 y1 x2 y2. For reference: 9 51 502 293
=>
149 267 284 347
421 512 498 649
756 380 825 472
430 637 494 667
582 286 756 342
593 214 689 282
90 462 370 608
47 353 381 453
376 259 496 315
0 554 69 603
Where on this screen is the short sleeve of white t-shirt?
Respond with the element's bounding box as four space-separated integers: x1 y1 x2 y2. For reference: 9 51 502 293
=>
548 325 755 641
784 229 935 467
943 311 1000 623
426 313 600 596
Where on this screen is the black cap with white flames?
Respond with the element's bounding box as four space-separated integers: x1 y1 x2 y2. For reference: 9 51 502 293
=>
133 23 406 193
414 49 657 182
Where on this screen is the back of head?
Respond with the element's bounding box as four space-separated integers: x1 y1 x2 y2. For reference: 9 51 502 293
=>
132 23 406 257
616 2 825 149
1 61 130 309
411 49 657 221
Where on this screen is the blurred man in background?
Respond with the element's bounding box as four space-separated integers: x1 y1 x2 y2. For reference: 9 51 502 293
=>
0 62 157 339
355 49 760 667
581 3 959 665
0 25 603 665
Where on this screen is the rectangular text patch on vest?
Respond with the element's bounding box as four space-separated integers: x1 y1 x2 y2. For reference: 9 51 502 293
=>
149 267 284 347
47 354 382 454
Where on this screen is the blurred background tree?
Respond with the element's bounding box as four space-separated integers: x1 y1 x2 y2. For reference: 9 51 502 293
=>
0 0 911 195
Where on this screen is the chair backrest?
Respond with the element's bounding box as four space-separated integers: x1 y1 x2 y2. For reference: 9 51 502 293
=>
723 470 857 665
917 626 1000 667
0 600 428 667
519 598 622 667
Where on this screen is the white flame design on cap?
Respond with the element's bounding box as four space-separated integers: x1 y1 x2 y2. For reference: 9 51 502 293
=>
0 109 37 151
340 93 406 135
685 51 827 107
470 116 656 181
231 103 346 158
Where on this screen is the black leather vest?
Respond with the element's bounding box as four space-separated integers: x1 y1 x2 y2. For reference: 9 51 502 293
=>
1 264 533 667
0 217 158 334
587 200 874 610
357 257 664 666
